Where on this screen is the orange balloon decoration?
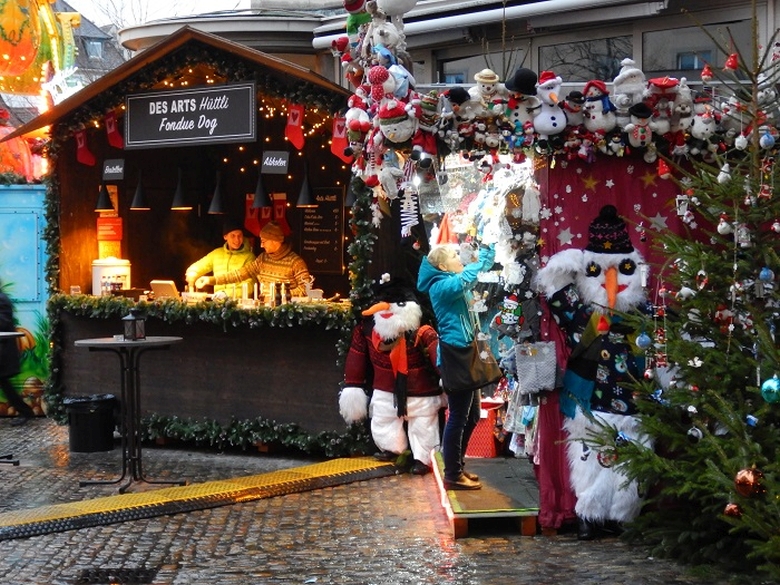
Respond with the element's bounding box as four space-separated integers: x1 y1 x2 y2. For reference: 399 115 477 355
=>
0 0 42 77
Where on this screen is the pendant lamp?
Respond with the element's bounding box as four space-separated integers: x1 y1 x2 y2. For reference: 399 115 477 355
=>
252 172 271 208
171 168 192 211
95 183 113 212
130 170 150 210
208 171 226 214
296 163 316 208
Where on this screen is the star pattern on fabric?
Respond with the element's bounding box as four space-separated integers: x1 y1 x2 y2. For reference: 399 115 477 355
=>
557 227 574 245
582 175 599 191
605 179 615 188
640 171 657 187
649 212 669 231
539 206 552 220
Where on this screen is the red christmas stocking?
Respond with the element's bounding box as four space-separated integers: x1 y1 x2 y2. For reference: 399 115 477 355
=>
105 111 124 149
273 196 292 235
286 103 305 150
244 195 261 236
75 130 96 166
331 116 352 162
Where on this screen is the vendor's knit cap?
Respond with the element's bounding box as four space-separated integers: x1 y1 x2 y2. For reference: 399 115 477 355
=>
222 218 243 236
585 205 634 254
260 221 285 242
505 67 538 95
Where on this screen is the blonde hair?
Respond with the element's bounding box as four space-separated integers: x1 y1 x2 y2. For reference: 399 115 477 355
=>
427 245 453 270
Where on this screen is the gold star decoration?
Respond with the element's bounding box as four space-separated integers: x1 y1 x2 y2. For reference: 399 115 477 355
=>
640 171 657 188
582 175 599 191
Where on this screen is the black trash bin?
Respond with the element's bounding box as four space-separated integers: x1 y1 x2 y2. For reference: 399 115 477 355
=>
63 394 117 452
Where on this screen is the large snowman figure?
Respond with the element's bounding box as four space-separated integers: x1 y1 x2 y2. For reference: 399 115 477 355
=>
339 276 442 475
535 205 652 540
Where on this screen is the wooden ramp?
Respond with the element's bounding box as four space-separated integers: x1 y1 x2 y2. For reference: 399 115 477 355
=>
433 451 539 538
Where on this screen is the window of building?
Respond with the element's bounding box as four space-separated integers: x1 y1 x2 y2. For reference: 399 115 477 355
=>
538 36 632 82
643 20 751 79
437 51 523 86
85 40 103 60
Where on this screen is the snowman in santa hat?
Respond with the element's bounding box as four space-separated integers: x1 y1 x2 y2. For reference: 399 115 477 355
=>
535 205 652 540
339 275 443 475
533 70 568 145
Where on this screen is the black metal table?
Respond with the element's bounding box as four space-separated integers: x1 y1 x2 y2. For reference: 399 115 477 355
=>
74 335 186 492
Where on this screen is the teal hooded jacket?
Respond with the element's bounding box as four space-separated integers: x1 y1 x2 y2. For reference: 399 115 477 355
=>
416 245 495 350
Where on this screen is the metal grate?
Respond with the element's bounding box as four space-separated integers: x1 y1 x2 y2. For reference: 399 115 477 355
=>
74 567 158 584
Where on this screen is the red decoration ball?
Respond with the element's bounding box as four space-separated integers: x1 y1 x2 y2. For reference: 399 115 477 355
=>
724 503 742 517
734 468 765 498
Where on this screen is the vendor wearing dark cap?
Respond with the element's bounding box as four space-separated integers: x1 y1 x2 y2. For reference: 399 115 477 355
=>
185 218 256 294
196 221 312 297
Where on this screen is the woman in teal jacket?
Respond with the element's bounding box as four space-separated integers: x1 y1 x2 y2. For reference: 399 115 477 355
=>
417 244 495 490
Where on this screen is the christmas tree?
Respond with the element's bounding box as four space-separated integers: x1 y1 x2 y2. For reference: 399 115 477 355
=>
601 9 780 580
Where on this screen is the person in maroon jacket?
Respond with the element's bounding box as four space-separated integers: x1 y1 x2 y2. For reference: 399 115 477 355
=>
339 275 443 475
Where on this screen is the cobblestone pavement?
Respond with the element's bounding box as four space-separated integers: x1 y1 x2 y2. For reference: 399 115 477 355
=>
0 418 737 585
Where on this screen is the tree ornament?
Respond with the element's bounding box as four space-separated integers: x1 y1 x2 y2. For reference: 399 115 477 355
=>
687 426 703 442
734 133 748 150
723 502 742 518
701 63 713 83
724 53 739 71
734 467 765 497
761 374 780 404
0 0 41 77
759 127 776 149
758 267 775 283
636 331 652 349
597 449 618 468
657 158 671 179
772 219 780 233
717 163 731 184
717 214 733 235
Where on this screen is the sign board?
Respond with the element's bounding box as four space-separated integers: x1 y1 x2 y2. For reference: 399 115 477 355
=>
261 150 289 174
124 82 256 149
97 216 123 241
102 159 124 180
299 188 344 275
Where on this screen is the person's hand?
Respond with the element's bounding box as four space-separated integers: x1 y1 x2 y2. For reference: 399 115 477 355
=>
195 276 213 290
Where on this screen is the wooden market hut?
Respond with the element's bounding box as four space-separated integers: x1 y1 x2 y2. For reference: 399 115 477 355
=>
8 27 368 445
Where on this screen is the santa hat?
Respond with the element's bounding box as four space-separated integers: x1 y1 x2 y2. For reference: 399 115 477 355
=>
537 70 558 86
585 205 634 254
583 79 608 98
505 67 538 95
378 99 408 124
343 0 365 13
612 58 644 86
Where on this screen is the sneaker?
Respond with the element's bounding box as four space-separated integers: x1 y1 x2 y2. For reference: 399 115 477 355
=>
443 474 482 490
410 460 431 475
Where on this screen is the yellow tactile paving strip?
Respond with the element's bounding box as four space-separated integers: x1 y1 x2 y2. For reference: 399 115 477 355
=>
0 457 393 540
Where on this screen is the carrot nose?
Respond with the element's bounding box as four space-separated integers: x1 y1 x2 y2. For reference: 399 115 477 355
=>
604 266 618 309
362 301 390 316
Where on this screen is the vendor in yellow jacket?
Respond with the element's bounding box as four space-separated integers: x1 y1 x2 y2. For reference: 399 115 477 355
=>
185 218 256 295
196 221 312 297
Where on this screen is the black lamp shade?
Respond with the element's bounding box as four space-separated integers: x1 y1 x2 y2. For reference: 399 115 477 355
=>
95 183 113 212
208 171 226 214
252 173 271 208
171 168 192 211
296 164 316 208
130 171 150 210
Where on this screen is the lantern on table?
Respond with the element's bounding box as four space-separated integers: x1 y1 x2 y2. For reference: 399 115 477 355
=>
122 308 146 341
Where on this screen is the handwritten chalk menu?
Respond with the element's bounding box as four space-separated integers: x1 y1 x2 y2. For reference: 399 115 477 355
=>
299 188 344 274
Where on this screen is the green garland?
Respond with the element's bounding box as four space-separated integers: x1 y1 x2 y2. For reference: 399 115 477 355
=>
45 293 373 456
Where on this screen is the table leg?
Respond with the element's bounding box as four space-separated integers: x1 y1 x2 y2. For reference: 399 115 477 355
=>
79 348 130 488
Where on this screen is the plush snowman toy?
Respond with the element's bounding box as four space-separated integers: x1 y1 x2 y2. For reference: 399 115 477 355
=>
339 276 442 475
535 205 652 540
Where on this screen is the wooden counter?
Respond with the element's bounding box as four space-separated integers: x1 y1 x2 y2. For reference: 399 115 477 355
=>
53 296 356 435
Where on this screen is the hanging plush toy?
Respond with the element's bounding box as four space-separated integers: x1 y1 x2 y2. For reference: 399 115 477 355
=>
535 205 652 541
339 276 443 475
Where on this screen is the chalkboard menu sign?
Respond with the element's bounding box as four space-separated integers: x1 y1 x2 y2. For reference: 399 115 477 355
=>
299 188 344 275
